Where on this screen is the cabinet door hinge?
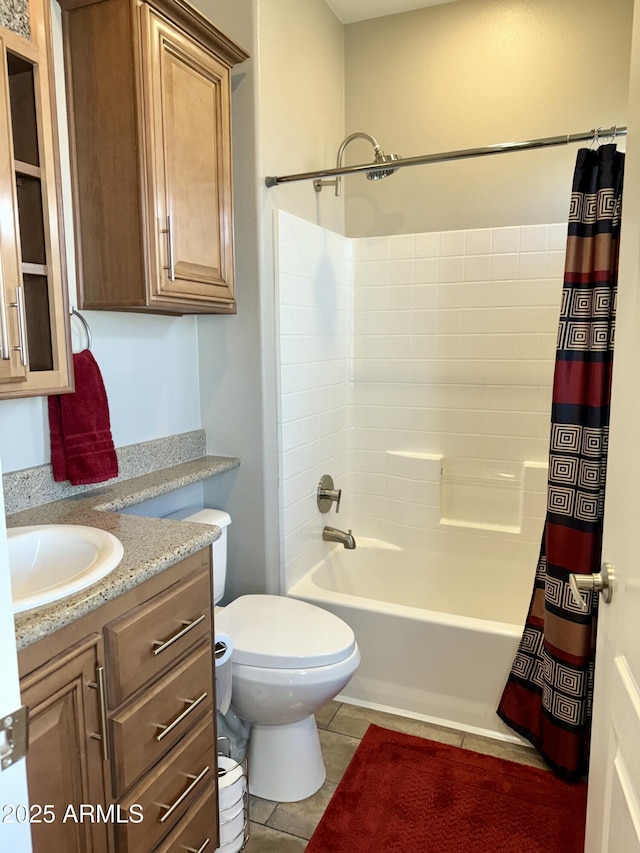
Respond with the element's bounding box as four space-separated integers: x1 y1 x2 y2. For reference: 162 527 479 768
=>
0 706 28 770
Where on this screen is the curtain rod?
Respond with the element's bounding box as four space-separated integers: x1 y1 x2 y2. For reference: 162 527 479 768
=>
264 125 627 189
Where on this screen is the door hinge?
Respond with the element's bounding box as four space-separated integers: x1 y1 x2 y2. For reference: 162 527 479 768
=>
0 706 28 770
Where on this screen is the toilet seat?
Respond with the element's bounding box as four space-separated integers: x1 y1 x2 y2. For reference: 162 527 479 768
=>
215 594 356 669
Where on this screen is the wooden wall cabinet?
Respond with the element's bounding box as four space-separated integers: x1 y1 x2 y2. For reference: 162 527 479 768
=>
0 0 73 399
19 550 219 853
60 0 248 315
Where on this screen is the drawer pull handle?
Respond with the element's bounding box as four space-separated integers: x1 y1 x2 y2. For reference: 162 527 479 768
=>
158 765 210 824
88 666 109 762
156 692 208 742
184 840 210 853
152 615 206 656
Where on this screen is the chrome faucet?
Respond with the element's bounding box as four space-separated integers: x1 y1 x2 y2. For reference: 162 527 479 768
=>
322 526 356 549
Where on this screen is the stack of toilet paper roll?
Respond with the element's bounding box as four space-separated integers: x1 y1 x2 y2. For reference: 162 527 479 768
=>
215 632 233 714
216 755 247 853
215 633 246 853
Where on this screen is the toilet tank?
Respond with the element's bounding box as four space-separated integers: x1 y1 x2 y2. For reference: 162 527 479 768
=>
163 506 231 603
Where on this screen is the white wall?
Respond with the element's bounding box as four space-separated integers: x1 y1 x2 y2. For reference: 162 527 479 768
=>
344 0 633 235
190 0 346 599
254 0 347 593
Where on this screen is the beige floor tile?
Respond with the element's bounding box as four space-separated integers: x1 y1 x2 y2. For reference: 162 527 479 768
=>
266 779 337 840
318 728 361 783
328 701 465 747
248 794 278 825
315 699 341 730
243 822 307 852
461 732 550 770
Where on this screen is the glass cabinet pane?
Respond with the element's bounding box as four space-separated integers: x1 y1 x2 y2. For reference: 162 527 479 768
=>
23 274 52 372
7 52 39 167
16 174 46 265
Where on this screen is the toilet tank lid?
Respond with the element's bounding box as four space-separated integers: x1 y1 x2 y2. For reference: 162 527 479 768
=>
164 506 232 528
215 594 356 668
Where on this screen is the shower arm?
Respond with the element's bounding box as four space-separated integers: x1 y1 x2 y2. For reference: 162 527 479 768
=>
313 132 385 196
264 125 627 189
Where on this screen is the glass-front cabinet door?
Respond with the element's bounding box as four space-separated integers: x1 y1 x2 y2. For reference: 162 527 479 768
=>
0 0 72 399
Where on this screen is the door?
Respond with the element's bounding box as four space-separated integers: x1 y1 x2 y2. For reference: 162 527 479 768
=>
584 3 640 848
140 6 235 309
0 456 32 852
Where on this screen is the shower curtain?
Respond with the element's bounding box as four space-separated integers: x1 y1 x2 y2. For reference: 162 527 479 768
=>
497 143 624 782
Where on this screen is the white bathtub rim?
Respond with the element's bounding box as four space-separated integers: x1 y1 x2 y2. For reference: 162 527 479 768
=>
288 576 523 639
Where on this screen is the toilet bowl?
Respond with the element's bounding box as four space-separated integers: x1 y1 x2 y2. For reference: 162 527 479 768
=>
217 594 360 802
164 507 361 802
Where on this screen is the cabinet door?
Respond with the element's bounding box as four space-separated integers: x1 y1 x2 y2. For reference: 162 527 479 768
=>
20 635 109 853
141 6 236 311
0 2 73 399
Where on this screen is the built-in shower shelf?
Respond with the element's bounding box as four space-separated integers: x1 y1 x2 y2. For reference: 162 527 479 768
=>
440 459 524 531
440 517 521 534
386 451 443 461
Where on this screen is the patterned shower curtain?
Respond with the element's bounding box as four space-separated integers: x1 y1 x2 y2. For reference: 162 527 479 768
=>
497 143 625 782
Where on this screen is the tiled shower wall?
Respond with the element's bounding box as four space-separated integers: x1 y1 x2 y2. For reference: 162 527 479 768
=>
277 211 565 589
349 225 565 570
275 211 352 589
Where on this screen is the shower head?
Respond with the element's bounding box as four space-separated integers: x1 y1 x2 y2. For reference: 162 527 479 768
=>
313 132 399 195
367 149 400 181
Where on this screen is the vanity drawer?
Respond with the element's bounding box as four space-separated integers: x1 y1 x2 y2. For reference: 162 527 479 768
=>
105 566 211 706
110 641 214 795
152 784 218 853
116 715 215 853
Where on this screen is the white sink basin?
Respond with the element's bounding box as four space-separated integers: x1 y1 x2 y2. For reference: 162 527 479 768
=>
8 524 124 614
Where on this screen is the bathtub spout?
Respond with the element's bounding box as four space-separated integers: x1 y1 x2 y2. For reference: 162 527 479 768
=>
323 526 356 549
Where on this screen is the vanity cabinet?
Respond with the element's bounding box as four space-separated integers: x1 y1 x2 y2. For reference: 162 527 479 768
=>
60 0 248 315
20 634 109 853
0 0 73 398
19 548 218 853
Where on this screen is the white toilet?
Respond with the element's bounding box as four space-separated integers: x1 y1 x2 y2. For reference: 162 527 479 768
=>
165 507 361 802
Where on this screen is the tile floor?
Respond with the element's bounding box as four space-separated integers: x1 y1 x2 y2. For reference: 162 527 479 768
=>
242 700 548 852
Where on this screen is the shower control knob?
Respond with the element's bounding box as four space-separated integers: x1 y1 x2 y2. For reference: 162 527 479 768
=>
317 474 342 513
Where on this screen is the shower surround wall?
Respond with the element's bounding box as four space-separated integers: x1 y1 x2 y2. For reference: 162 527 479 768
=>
276 210 565 589
275 212 352 589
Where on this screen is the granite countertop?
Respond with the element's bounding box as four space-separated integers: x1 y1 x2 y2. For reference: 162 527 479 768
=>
9 455 239 651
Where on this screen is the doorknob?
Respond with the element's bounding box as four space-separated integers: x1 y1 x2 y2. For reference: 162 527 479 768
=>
568 562 613 612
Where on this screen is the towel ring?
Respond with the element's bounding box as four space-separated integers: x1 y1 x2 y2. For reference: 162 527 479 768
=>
70 307 92 351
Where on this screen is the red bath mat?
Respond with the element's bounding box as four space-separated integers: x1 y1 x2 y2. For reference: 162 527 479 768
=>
305 724 587 853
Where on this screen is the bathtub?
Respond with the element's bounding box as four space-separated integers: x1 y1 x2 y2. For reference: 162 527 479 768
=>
287 538 534 742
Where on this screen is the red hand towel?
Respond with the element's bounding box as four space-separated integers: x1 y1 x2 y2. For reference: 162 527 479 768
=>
48 349 119 486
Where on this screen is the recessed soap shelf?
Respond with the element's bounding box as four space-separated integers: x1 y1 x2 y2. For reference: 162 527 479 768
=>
440 459 524 532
